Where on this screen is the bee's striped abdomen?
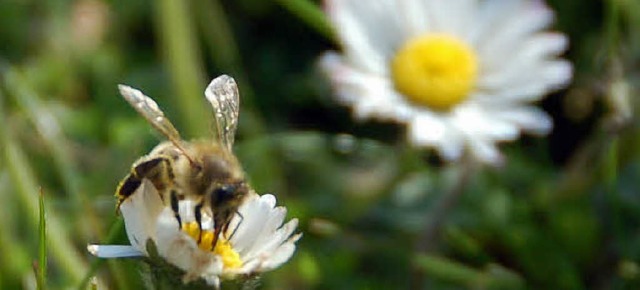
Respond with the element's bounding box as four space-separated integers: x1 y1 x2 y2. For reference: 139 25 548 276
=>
115 156 174 209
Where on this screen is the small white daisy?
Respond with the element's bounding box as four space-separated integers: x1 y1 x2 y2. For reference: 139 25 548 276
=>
320 0 572 164
88 179 301 288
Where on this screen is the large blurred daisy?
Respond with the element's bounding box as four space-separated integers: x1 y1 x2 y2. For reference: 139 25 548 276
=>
320 0 572 164
88 179 300 288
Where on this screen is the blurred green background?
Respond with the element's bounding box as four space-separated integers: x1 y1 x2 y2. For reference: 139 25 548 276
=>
0 0 639 289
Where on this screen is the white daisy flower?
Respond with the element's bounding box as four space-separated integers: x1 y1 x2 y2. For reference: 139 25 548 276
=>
88 179 301 288
320 0 572 164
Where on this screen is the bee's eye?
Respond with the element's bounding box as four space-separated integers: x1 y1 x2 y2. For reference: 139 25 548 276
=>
212 185 237 204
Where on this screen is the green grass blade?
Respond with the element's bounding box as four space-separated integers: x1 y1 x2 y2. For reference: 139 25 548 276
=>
0 171 31 281
273 0 335 40
77 218 124 290
0 86 87 284
153 0 210 138
37 188 47 290
4 68 105 246
414 254 524 289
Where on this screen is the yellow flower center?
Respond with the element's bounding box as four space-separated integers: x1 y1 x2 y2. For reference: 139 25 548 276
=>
391 34 478 111
182 222 243 269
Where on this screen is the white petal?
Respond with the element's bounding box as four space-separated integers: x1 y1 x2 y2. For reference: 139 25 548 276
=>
259 194 277 208
204 276 220 289
408 114 465 161
429 0 478 39
480 33 569 84
478 60 572 103
240 206 286 249
229 195 277 255
178 198 197 223
260 235 301 271
467 137 504 165
494 107 553 135
468 0 520 44
241 219 299 263
154 207 223 283
325 0 403 74
119 179 165 254
438 135 465 161
408 113 448 146
398 0 429 35
87 245 144 258
453 104 519 141
474 0 554 56
319 52 414 122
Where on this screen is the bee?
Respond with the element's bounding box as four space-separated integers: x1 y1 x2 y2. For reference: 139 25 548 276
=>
115 75 250 248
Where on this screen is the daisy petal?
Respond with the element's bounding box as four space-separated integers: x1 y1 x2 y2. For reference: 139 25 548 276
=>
87 245 144 258
119 179 165 253
476 0 554 58
468 137 504 165
242 219 300 263
429 0 478 38
325 0 403 74
320 52 413 121
154 208 223 283
495 107 553 135
480 33 569 87
260 235 301 271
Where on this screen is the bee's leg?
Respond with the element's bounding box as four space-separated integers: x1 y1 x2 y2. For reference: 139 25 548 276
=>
227 211 244 241
211 227 222 251
169 190 181 228
132 157 174 196
116 156 174 207
194 202 204 242
115 174 142 212
211 212 228 251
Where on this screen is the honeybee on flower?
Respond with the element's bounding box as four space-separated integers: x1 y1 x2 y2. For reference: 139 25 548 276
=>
88 75 300 287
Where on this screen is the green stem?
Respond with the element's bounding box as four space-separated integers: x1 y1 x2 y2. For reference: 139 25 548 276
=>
0 92 87 284
77 218 124 290
606 0 621 56
4 69 102 239
411 160 475 288
192 0 264 137
604 137 623 244
0 172 31 281
414 254 524 289
37 189 47 290
153 0 209 138
273 0 335 41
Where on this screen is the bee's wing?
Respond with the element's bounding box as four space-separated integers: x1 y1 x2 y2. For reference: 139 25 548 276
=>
118 84 183 144
204 75 240 152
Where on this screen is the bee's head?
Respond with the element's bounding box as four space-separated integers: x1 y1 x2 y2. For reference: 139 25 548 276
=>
210 183 247 207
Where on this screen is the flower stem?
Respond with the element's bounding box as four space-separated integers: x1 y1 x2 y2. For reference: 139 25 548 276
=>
77 218 124 290
37 188 47 290
411 160 475 288
273 0 336 41
153 0 209 138
0 89 87 284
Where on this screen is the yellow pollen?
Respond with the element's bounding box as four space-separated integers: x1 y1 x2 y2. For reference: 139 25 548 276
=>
391 34 478 111
199 231 215 251
182 222 201 241
180 221 242 269
214 238 243 269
